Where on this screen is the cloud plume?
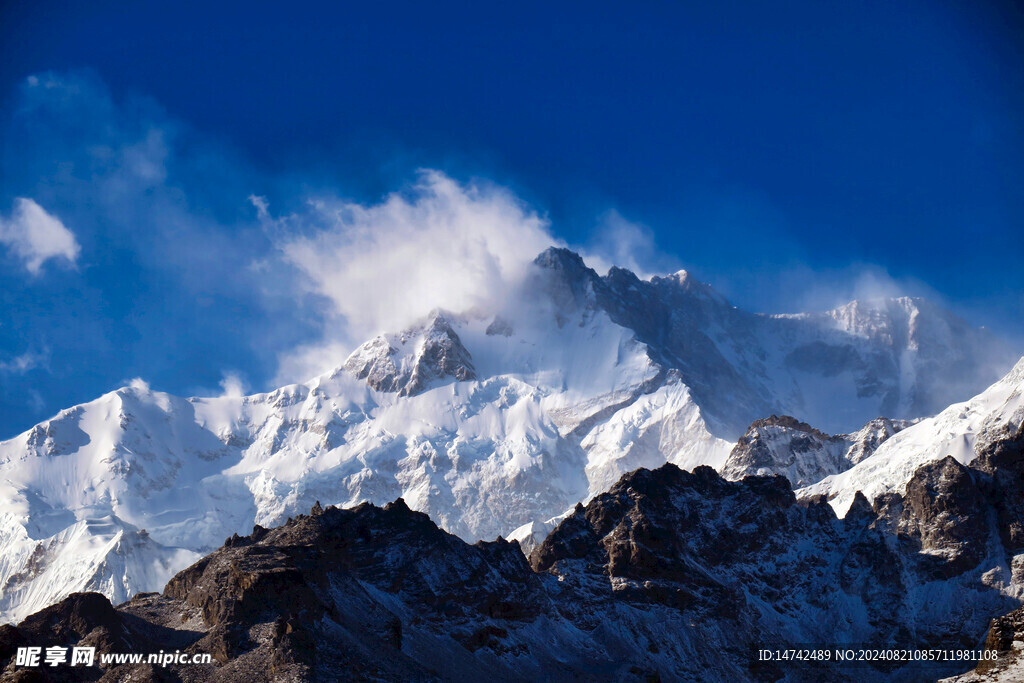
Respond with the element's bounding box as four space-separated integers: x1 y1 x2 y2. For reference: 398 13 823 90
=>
267 171 557 381
581 209 683 279
0 198 80 274
0 348 49 375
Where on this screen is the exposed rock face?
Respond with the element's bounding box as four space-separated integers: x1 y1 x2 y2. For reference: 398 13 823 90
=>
343 311 477 397
0 591 201 682
942 605 1024 681
721 414 913 487
721 415 849 486
9 424 1024 682
975 430 1024 555
530 464 921 676
919 430 1024 683
895 456 990 577
1 500 542 682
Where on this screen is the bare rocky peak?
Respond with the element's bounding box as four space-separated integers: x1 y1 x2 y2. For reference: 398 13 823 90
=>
720 414 847 487
721 414 913 487
343 310 476 397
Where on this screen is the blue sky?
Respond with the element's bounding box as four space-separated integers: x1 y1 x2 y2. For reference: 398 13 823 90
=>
0 0 1022 439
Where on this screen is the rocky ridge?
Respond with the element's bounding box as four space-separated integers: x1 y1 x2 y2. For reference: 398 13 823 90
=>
6 412 1024 681
721 415 914 487
799 356 1024 517
343 313 477 397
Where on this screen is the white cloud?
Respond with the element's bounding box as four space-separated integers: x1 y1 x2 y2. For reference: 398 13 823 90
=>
269 170 557 382
581 209 682 279
0 349 48 375
248 195 269 220
218 372 248 398
760 262 939 315
128 377 150 392
273 342 353 386
0 198 80 274
27 389 45 413
119 128 168 186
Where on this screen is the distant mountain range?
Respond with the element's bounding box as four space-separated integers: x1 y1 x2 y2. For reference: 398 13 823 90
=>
0 247 1018 626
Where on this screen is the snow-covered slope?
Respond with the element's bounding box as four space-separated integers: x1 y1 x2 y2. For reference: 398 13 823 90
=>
0 248 1016 623
592 258 1014 436
0 300 675 621
799 357 1024 516
581 374 733 494
0 514 198 622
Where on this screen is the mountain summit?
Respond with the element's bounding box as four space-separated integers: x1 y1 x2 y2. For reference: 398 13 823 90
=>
531 247 1013 435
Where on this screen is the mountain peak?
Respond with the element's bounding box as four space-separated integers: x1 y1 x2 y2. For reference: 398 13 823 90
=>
648 268 731 308
343 310 476 397
0 246 1017 629
720 414 912 488
9 426 1024 681
827 295 946 331
532 246 589 272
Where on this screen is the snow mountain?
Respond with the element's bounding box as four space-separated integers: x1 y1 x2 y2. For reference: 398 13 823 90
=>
0 247 1016 623
343 314 478 396
721 414 915 487
10 413 1024 682
799 356 1024 516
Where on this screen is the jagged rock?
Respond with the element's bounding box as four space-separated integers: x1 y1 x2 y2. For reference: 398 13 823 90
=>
941 605 1024 681
896 456 990 578
0 592 188 682
721 415 849 486
343 310 477 397
721 414 914 487
846 417 916 465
